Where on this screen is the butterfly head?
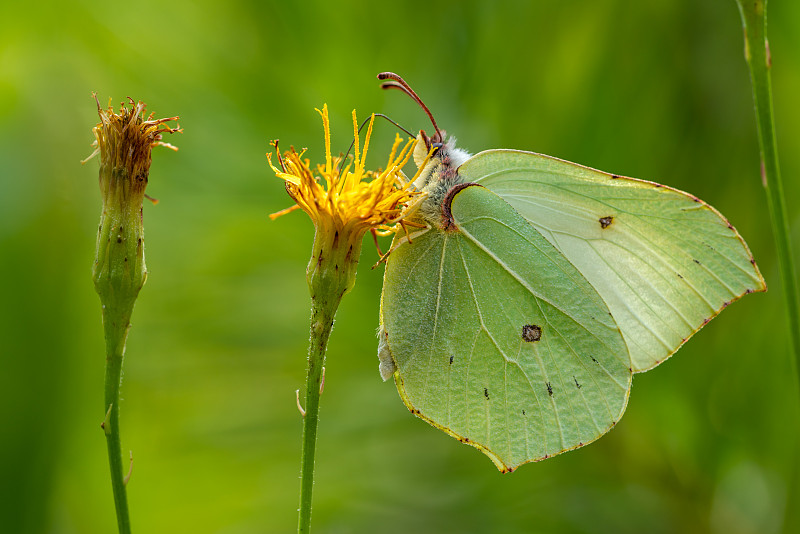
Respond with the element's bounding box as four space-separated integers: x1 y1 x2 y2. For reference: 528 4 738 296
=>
378 72 472 226
412 128 444 168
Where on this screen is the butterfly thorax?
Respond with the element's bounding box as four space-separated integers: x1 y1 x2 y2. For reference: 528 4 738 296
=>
412 134 472 230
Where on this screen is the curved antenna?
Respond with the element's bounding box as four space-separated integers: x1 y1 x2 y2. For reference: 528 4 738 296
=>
372 113 414 138
377 72 441 140
337 113 415 172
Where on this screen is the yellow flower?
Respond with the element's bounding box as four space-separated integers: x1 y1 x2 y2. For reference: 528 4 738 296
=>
268 104 425 300
268 104 422 240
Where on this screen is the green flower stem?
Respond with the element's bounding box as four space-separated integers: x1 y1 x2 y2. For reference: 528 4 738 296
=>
735 1 800 530
101 304 133 534
735 0 800 393
298 223 363 534
94 166 147 534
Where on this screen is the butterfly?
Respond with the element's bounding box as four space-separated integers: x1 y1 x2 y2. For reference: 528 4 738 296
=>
375 72 766 472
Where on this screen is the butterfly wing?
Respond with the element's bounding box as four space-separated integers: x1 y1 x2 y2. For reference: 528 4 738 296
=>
462 150 766 372
380 184 631 471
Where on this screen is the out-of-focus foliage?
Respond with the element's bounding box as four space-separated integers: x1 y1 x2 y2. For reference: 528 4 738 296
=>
1 1 798 532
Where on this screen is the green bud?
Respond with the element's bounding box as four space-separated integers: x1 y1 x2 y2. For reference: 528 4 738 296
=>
85 95 180 318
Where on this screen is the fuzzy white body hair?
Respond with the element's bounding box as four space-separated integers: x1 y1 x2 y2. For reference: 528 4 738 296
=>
411 135 472 228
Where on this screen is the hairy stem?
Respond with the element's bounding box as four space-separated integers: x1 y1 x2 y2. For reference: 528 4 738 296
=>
297 298 337 534
297 224 362 533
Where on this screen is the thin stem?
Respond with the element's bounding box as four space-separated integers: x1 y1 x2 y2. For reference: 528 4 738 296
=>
297 223 363 533
735 0 800 392
101 305 133 534
93 173 145 534
297 297 338 534
88 97 177 534
735 1 800 530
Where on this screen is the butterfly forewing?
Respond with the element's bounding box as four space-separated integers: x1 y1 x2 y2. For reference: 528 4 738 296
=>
381 185 631 471
463 150 766 372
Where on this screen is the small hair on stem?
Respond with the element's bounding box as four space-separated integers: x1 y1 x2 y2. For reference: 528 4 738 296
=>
296 389 306 417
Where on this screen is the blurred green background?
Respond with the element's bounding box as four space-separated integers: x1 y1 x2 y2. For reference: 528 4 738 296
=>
2 0 799 532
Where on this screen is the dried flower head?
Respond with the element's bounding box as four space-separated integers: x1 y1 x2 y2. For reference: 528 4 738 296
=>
83 94 181 200
85 95 180 312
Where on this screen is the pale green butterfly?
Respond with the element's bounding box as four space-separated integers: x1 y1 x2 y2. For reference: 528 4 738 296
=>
375 72 766 473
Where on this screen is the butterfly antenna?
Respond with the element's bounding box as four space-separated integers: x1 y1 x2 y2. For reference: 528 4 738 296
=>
377 72 442 141
338 113 415 172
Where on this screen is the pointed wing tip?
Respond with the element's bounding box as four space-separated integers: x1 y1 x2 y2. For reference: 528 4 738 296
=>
631 280 768 373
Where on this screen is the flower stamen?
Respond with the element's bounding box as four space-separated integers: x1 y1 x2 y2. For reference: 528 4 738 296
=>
267 104 423 248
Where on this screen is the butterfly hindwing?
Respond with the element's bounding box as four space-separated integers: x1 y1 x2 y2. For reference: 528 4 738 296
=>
380 184 631 471
461 150 766 372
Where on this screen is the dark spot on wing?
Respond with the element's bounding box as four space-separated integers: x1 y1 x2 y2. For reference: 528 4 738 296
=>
484 387 489 400
522 324 542 342
677 273 684 279
449 355 454 365
599 216 614 229
611 174 621 179
546 381 553 397
693 259 701 265
522 409 526 415
573 376 581 389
